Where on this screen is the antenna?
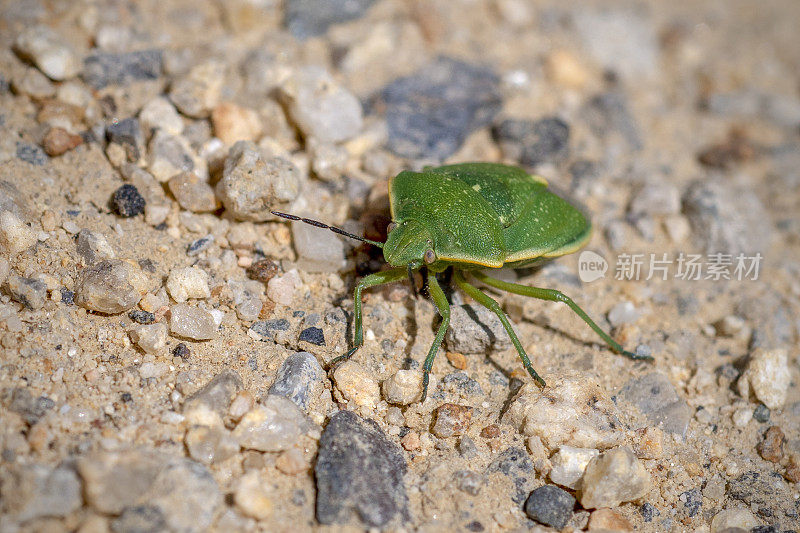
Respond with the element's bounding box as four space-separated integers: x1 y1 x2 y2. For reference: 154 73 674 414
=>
271 211 384 248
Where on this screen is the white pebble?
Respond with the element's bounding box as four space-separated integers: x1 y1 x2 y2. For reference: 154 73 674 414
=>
333 360 380 408
549 446 600 489
607 301 638 327
169 303 217 340
737 348 791 409
580 446 651 509
15 25 80 81
166 266 210 303
382 370 423 405
128 322 168 354
267 269 301 306
731 407 752 428
0 210 38 256
710 508 759 532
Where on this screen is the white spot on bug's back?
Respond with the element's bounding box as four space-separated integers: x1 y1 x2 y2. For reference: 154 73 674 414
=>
472 184 481 191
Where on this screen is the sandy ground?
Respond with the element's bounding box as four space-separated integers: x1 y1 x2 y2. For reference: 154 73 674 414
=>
0 0 799 532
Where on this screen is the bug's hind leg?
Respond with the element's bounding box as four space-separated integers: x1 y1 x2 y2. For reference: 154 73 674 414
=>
421 272 450 402
471 271 652 361
453 271 546 388
329 267 408 367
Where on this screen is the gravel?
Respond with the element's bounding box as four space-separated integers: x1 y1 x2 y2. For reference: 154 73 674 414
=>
111 184 146 217
268 351 326 411
82 49 163 89
523 485 575 530
315 410 409 527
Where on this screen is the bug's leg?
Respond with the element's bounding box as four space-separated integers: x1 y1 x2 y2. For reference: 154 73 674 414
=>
471 271 653 361
421 272 450 402
453 271 546 388
330 267 408 367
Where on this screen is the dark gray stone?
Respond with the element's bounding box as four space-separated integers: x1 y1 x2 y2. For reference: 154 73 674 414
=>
112 184 146 217
268 352 325 410
250 318 291 342
106 118 144 161
582 91 642 150
378 57 501 160
315 410 409 527
83 50 163 89
640 502 659 522
441 372 484 396
753 404 770 423
8 388 55 425
298 326 325 346
618 372 691 436
285 0 376 39
186 235 213 256
183 370 243 416
111 505 167 533
486 447 535 504
16 142 48 165
523 485 575 530
680 488 702 517
492 117 570 166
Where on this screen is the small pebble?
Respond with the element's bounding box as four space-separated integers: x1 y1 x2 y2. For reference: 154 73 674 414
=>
756 426 785 463
523 485 575 530
129 309 156 324
298 326 325 346
106 118 144 163
291 218 346 273
607 301 638 327
14 25 80 80
445 351 467 370
111 184 146 217
234 471 273 520
333 361 380 408
139 96 184 136
737 348 791 409
280 66 363 143
172 343 190 359
184 425 239 465
186 235 214 256
7 275 47 310
216 141 301 221
493 117 570 166
42 127 82 156
0 209 38 256
166 266 210 302
431 403 473 438
128 322 167 354
715 315 746 337
232 394 315 452
445 304 511 354
400 431 421 451
548 446 600 489
710 508 759 532
246 259 280 282
308 139 348 181
275 447 307 475
147 130 201 182
169 61 225 118
211 102 262 145
268 352 326 411
74 259 147 314
82 49 163 89
752 404 770 423
628 182 681 217
588 508 633 531
382 370 423 405
732 408 752 428
169 303 217 340
267 269 301 306
168 172 218 213
76 229 116 263
580 446 651 509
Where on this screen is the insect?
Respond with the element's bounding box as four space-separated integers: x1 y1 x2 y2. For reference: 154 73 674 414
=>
273 162 652 402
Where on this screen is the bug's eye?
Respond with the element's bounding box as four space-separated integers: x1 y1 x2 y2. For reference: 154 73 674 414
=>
387 222 397 233
424 249 436 264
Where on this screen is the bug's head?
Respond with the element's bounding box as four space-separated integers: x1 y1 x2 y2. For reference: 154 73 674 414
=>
383 219 436 270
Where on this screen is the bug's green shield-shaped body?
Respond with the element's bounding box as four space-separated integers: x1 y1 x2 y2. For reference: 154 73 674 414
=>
385 162 592 270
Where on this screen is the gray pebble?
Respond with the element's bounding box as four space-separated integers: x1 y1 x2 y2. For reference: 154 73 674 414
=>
147 130 197 182
106 118 144 162
169 304 217 340
183 369 243 417
379 57 501 160
453 469 485 496
111 505 167 533
752 404 770 423
291 219 346 272
315 410 409 527
16 142 48 166
629 182 681 217
233 394 316 452
618 372 691 436
74 259 146 314
523 485 575 530
298 326 325 346
216 141 301 221
486 447 535 504
582 92 642 150
82 49 163 89
7 275 47 310
2 463 82 522
445 304 511 355
284 0 376 39
268 351 325 411
492 117 570 167
76 229 116 263
186 235 214 256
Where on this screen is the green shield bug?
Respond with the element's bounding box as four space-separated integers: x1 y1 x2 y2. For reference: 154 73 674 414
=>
273 162 652 402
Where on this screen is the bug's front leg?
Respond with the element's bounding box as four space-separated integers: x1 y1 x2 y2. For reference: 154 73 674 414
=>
421 272 450 402
329 267 407 368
